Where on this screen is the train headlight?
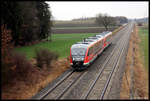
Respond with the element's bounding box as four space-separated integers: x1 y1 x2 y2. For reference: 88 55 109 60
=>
72 57 84 61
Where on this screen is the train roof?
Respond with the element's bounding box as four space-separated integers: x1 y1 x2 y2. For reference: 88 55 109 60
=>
100 31 112 37
87 37 99 39
72 37 102 49
71 31 112 49
96 35 103 38
84 38 99 42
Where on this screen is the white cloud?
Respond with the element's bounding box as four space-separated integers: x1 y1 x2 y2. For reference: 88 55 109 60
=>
46 1 149 20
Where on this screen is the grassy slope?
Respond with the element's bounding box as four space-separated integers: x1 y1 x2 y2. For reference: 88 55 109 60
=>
15 33 98 59
14 25 123 60
138 27 148 70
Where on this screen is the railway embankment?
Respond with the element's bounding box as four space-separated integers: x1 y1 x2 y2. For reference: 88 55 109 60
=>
2 25 125 100
31 23 131 100
120 24 148 99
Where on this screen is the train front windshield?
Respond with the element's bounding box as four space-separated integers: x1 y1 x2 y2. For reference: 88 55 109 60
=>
71 48 86 56
71 48 87 61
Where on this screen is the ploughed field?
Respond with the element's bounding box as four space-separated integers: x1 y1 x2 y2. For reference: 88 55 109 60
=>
51 26 117 34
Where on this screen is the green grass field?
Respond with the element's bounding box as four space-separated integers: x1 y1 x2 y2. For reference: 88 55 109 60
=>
138 27 148 70
15 33 98 60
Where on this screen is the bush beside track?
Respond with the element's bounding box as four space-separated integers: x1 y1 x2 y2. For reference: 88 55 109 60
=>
2 25 125 99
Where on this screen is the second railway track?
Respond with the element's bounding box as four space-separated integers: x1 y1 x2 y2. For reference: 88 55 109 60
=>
32 22 134 100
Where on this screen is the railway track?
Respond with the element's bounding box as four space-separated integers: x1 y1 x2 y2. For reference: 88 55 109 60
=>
32 22 134 99
81 27 130 99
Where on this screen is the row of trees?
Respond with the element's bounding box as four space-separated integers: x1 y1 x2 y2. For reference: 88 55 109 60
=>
1 1 52 46
96 13 128 31
115 16 128 25
2 1 128 45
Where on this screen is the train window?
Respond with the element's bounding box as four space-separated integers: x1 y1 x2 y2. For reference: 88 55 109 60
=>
90 47 93 55
93 46 95 54
95 45 98 54
91 46 94 55
106 36 109 42
108 35 111 42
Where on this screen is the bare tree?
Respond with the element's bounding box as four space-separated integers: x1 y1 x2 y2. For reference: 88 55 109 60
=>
96 13 116 31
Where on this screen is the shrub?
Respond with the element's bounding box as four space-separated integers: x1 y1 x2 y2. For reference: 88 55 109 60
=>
1 25 37 85
2 51 36 84
11 52 33 80
35 48 59 68
138 23 143 26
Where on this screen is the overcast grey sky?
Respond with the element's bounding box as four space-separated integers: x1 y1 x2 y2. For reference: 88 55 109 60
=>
46 1 149 20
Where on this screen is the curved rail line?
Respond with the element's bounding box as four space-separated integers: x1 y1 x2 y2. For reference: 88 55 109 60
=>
33 30 123 99
34 70 74 99
81 24 130 99
32 23 132 100
99 23 133 99
56 71 87 99
32 50 111 100
43 71 87 99
56 24 131 99
99 32 130 99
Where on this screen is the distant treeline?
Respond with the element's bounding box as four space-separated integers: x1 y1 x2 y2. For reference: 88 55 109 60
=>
53 16 128 28
1 1 52 46
128 17 148 23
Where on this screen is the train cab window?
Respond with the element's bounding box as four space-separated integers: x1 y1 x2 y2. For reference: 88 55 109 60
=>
71 48 86 56
87 51 90 56
88 47 93 56
87 48 91 56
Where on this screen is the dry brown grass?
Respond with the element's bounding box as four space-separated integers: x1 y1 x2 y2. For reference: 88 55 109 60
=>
120 27 134 99
2 57 70 99
120 25 149 99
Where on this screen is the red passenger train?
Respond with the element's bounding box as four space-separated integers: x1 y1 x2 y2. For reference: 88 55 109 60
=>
70 31 112 70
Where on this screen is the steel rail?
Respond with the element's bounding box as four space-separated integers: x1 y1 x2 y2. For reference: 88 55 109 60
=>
37 70 74 99
99 24 132 99
81 25 128 99
32 23 131 100
46 26 129 99
55 71 86 99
